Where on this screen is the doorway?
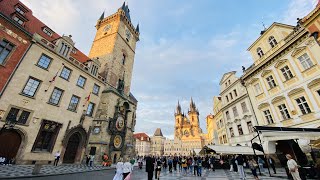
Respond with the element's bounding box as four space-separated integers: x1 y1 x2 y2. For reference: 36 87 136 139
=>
63 133 81 163
0 130 22 163
113 154 117 164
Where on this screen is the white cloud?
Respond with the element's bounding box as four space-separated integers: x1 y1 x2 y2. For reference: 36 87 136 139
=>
282 0 317 24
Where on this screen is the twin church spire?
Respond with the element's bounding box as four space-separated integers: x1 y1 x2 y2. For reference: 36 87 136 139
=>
175 98 199 116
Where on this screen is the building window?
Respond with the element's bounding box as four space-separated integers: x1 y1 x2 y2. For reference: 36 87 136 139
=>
238 124 243 135
225 82 227 87
6 107 31 125
22 77 41 97
280 65 294 81
241 102 248 113
226 111 230 120
234 89 237 97
266 75 276 89
226 96 229 102
60 66 72 80
37 54 52 69
86 102 95 116
76 76 86 88
93 84 100 95
15 6 26 15
317 89 320 96
247 121 253 133
278 104 291 120
48 87 63 105
229 128 234 137
268 36 278 48
13 16 24 25
233 106 238 117
263 110 274 124
228 80 231 85
257 47 264 58
0 39 14 65
122 54 126 65
68 95 80 112
32 120 61 152
43 27 53 37
230 93 233 100
295 96 311 115
254 83 261 94
59 42 70 57
298 53 313 70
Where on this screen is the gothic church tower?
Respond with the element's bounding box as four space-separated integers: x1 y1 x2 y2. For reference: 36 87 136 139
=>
87 2 140 163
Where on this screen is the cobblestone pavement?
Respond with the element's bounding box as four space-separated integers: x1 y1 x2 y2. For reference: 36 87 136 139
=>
9 166 288 180
0 164 114 179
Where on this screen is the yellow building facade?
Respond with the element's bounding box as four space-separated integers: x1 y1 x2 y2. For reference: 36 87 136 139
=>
242 21 320 157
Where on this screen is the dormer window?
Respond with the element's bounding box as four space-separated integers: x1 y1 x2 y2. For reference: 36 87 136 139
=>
257 47 264 58
43 27 53 37
14 4 27 15
59 42 71 57
268 36 278 48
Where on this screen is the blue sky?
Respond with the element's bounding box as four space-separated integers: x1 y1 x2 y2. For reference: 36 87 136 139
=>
21 0 318 139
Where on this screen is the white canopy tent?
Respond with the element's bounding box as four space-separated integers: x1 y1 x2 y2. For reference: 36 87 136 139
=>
195 145 263 155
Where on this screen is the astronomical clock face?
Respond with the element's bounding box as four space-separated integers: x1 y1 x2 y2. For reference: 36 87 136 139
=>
116 116 125 131
114 135 122 149
184 130 190 137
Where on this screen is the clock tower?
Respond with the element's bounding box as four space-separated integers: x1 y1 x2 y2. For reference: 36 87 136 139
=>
87 2 140 163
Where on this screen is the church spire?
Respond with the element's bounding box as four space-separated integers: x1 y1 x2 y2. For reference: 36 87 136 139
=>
189 97 199 114
99 11 105 21
175 100 182 115
136 23 140 33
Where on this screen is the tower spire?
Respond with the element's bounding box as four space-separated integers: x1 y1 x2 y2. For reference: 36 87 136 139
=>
99 11 105 21
175 100 182 115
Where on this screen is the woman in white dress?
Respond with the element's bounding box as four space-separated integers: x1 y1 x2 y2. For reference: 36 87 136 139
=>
113 158 124 180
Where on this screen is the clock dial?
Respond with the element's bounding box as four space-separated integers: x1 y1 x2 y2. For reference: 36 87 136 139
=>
116 116 125 131
103 24 112 32
93 127 100 134
125 29 131 40
114 135 122 149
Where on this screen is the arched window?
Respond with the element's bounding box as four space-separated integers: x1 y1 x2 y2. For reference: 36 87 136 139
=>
257 47 264 58
268 36 277 48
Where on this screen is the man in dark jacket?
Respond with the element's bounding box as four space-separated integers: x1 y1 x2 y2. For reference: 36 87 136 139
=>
146 155 155 180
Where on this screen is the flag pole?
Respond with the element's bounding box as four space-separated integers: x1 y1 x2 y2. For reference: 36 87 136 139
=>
45 63 65 92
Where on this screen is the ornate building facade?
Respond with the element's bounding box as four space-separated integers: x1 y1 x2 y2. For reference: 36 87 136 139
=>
169 99 207 155
0 1 140 165
150 128 166 156
133 133 151 157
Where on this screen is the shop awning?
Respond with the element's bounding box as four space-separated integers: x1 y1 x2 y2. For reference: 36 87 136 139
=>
254 126 320 141
195 145 263 155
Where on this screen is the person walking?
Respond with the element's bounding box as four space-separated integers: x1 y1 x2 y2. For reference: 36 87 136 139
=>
168 156 173 173
146 155 155 180
162 157 167 172
53 151 60 166
173 156 177 171
248 157 259 180
197 157 202 177
257 157 265 173
178 157 182 172
181 157 188 175
89 154 95 167
193 157 198 176
236 155 246 180
86 154 90 166
155 157 162 180
286 154 301 180
113 158 124 180
210 156 215 171
268 156 276 174
123 158 133 180
188 157 193 174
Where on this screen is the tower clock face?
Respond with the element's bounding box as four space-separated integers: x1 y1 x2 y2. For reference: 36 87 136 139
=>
114 135 123 149
125 29 131 40
103 24 112 32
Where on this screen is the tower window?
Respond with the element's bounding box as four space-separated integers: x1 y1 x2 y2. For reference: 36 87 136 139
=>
257 47 264 58
268 36 277 48
122 54 126 65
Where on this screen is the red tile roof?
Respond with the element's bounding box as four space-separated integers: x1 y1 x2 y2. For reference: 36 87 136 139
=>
133 133 150 141
0 0 90 63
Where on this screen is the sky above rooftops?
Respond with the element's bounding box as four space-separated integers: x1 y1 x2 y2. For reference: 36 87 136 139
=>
21 0 318 139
